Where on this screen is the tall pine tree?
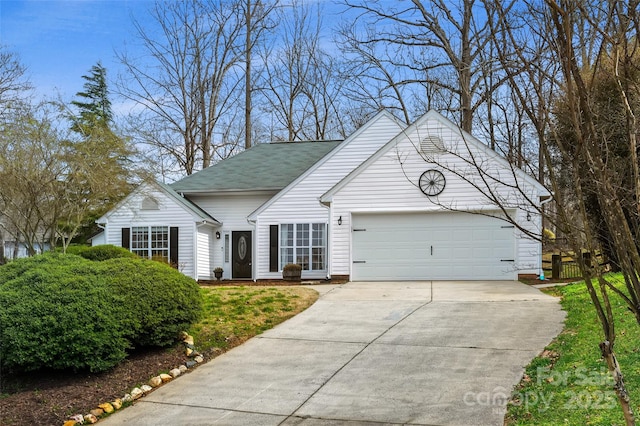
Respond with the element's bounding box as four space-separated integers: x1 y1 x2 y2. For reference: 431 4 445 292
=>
60 62 132 248
71 62 112 133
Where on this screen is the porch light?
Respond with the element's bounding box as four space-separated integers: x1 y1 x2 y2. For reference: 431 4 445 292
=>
216 231 221 239
526 212 531 221
338 216 342 225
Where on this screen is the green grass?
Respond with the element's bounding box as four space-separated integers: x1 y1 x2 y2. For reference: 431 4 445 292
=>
188 286 318 351
505 273 640 425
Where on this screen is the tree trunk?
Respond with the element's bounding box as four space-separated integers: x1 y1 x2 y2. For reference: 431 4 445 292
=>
0 228 5 265
459 0 473 133
245 0 252 150
600 341 636 425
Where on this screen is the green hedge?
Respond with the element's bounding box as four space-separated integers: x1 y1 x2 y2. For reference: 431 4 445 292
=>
79 244 138 261
0 252 203 373
99 258 203 347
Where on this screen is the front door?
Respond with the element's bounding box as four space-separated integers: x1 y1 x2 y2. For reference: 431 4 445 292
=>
232 231 252 279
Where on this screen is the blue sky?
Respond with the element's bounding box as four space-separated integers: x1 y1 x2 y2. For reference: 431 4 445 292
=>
0 0 345 107
0 0 154 101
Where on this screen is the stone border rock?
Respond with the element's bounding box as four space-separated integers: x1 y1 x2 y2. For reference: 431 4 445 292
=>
62 332 204 425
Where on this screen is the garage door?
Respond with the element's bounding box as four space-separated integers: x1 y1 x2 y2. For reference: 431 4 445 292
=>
351 212 515 281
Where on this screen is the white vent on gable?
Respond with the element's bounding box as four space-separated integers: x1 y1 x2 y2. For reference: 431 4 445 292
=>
420 135 445 162
141 197 160 210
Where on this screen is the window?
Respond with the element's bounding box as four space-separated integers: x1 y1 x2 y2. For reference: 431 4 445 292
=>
279 223 326 271
312 223 326 270
131 226 169 261
224 233 230 263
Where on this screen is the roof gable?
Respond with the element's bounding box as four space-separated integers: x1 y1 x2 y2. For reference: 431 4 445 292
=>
170 141 342 194
321 110 549 203
97 181 220 225
247 110 405 220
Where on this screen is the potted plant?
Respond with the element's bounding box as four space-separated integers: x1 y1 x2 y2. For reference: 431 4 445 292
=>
213 267 223 280
282 263 302 281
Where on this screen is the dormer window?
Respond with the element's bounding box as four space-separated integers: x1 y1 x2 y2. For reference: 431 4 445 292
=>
420 135 445 162
141 197 159 210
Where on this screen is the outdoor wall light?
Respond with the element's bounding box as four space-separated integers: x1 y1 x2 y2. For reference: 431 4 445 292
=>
526 212 532 221
216 231 221 239
338 216 343 225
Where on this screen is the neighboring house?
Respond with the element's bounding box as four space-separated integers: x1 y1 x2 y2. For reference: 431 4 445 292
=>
2 241 51 260
95 110 549 281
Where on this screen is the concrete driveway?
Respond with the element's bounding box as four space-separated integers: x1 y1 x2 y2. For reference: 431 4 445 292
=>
101 281 565 425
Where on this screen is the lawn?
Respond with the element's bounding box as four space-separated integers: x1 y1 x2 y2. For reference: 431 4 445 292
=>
506 274 640 425
192 285 319 350
0 285 319 426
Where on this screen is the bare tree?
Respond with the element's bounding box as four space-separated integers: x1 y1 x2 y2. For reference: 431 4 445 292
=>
0 47 32 116
117 0 246 175
0 103 65 257
480 0 640 422
243 0 278 149
257 0 348 141
258 0 321 140
0 50 31 265
339 0 504 133
337 24 413 124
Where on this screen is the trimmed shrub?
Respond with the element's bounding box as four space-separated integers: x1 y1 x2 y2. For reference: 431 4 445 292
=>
64 245 90 257
79 244 138 261
0 253 128 373
99 258 203 347
0 253 203 374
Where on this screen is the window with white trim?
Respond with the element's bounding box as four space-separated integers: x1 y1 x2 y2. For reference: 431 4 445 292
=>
280 223 326 271
131 226 169 261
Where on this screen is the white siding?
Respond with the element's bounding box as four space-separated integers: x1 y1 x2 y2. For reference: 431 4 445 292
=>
329 116 543 278
188 193 273 279
255 113 405 279
102 184 198 279
196 227 214 280
90 232 105 246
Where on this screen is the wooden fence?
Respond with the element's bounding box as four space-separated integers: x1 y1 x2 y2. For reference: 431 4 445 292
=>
542 252 604 279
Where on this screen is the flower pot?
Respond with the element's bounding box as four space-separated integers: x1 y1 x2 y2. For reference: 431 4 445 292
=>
283 270 301 281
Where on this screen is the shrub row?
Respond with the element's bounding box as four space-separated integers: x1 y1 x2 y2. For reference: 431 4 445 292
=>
0 250 203 373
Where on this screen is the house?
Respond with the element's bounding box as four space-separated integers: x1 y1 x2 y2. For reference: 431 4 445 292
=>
2 241 51 260
95 110 549 281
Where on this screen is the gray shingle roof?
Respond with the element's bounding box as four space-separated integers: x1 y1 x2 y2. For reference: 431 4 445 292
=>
155 181 220 224
170 141 342 193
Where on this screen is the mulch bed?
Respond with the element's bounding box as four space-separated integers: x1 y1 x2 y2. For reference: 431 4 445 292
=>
0 345 226 426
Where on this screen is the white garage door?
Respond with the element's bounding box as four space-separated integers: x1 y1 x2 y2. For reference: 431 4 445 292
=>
351 212 515 281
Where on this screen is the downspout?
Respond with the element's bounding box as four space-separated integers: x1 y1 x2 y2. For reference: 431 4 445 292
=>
193 222 200 281
320 200 332 280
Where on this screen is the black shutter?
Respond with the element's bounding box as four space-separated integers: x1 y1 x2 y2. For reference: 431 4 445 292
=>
269 225 278 272
170 227 179 268
121 228 130 249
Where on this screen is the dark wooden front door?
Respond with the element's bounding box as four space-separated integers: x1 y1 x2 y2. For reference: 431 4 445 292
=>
232 231 252 279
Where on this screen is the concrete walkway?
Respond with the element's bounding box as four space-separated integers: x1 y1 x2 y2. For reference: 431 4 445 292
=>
101 281 565 425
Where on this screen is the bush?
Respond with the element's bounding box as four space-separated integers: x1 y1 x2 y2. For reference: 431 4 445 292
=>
64 245 90 257
0 253 128 373
0 253 203 373
283 263 302 272
99 258 203 347
79 244 138 261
